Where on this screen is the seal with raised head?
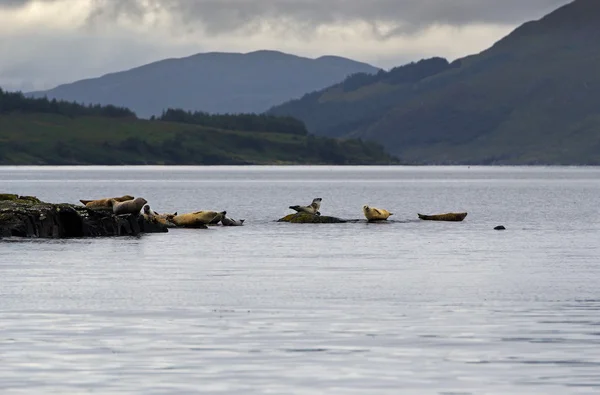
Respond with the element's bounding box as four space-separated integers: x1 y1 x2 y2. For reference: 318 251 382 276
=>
141 204 164 224
112 197 148 215
363 205 393 221
141 204 157 217
221 216 245 226
80 195 134 209
171 210 226 228
289 198 322 216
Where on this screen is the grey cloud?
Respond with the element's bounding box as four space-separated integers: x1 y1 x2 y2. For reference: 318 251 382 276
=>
2 0 571 36
88 0 571 39
0 0 572 91
0 0 56 7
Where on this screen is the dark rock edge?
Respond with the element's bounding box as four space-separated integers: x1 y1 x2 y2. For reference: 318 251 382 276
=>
0 194 167 238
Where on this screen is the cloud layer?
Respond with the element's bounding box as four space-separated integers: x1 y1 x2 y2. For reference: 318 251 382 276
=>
0 0 571 90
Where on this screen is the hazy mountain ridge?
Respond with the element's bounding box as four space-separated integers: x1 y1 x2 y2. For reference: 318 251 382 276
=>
28 50 380 118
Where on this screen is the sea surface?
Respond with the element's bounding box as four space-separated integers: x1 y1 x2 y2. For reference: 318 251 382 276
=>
1 166 600 395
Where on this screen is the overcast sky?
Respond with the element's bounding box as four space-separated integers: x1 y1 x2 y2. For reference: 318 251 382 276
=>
0 0 570 91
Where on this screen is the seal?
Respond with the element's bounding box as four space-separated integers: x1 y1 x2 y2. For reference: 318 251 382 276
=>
80 195 134 209
221 216 245 226
363 205 393 221
140 204 171 225
141 204 157 217
112 197 148 215
209 211 226 225
289 198 322 216
155 212 178 228
171 210 226 228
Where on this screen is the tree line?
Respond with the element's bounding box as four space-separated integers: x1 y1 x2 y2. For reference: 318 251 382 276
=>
0 88 310 136
0 88 136 118
156 108 308 135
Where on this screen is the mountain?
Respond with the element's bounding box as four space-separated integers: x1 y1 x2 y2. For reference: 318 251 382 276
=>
268 0 600 165
27 50 380 118
0 89 397 165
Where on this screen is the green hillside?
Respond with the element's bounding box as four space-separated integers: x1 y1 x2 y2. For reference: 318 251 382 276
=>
268 0 600 165
0 90 397 165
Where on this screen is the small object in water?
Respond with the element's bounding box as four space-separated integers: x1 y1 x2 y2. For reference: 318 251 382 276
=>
494 225 506 230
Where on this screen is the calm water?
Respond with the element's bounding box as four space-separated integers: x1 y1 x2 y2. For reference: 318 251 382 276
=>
1 166 600 394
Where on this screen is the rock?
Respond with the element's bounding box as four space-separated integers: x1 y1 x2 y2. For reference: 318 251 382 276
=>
0 195 168 238
278 212 347 224
494 225 506 230
0 194 41 204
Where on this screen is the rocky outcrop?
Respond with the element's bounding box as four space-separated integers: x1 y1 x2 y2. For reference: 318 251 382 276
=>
277 212 348 224
0 194 168 238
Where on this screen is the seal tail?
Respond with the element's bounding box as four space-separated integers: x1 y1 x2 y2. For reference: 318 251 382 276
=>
289 205 300 212
80 199 92 205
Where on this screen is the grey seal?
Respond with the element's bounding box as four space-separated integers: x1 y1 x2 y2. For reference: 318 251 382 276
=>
289 198 322 215
112 197 148 215
221 216 245 226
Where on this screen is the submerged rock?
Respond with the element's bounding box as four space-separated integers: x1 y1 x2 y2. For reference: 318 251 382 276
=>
277 212 347 224
0 194 168 238
494 225 506 230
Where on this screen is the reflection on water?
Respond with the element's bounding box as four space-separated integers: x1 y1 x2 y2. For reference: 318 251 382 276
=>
1 166 600 394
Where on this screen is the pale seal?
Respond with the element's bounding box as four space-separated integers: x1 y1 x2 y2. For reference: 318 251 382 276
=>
289 198 322 215
171 210 226 228
362 205 393 221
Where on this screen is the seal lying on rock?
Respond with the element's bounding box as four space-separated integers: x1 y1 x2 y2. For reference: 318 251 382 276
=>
363 205 393 221
156 213 177 227
171 210 226 228
112 197 148 215
289 198 322 216
80 195 134 208
221 216 245 226
141 205 177 227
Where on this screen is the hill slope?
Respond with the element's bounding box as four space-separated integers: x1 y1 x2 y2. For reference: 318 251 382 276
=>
0 89 396 166
28 50 380 118
269 0 600 165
